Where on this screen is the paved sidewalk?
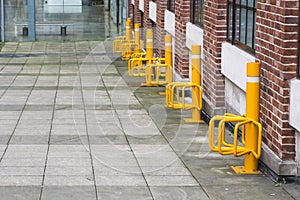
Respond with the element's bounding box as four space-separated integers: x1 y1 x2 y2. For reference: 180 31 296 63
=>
0 41 298 199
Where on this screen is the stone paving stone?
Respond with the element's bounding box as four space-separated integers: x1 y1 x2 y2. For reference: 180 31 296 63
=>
142 166 192 176
41 186 97 200
49 144 90 152
44 175 95 186
95 175 147 186
0 135 11 144
92 154 138 167
10 135 49 145
97 186 152 200
47 150 90 158
16 123 51 133
20 111 53 120
0 166 44 176
50 124 86 136
13 128 50 136
131 144 175 153
93 164 141 176
88 135 128 145
24 105 54 111
145 176 199 187
203 185 294 200
46 157 92 167
4 145 48 155
0 186 41 200
50 135 89 145
0 175 43 186
0 157 46 167
150 186 209 200
45 166 93 176
127 135 168 145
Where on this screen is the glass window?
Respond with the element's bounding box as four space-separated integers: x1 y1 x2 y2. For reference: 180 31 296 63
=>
227 0 256 53
167 0 175 12
191 0 204 27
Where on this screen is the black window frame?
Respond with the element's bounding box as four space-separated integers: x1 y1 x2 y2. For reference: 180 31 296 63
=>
190 0 204 27
131 4 135 30
227 0 256 54
167 0 175 12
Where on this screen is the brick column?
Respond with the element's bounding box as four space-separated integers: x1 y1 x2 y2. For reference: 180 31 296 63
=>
144 0 151 27
202 0 227 109
155 0 167 57
256 0 298 161
174 0 191 78
134 0 141 24
128 1 133 20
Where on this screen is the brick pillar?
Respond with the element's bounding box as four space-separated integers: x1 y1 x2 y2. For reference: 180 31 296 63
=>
202 0 227 108
156 0 167 57
144 0 151 27
256 0 298 160
174 0 191 78
128 1 133 20
134 0 141 24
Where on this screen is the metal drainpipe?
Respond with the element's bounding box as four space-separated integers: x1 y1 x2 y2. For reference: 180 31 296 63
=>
116 0 120 27
1 0 4 42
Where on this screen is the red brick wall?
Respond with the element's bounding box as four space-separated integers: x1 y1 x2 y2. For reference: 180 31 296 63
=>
134 0 141 25
128 1 133 20
202 0 227 107
144 0 152 27
155 1 167 57
174 0 191 78
256 0 298 160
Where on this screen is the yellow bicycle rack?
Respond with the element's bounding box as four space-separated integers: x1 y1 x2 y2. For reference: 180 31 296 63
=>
165 45 203 123
112 19 144 60
128 29 155 77
121 23 144 60
208 62 263 174
142 35 173 86
112 19 132 53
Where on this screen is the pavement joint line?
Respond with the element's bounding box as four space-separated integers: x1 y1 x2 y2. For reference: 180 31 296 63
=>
39 44 61 200
73 42 99 200
106 66 157 199
0 50 43 169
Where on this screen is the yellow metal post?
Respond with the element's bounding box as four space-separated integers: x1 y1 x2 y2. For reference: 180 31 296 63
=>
125 19 132 41
134 24 140 52
165 35 172 84
184 45 203 123
232 62 261 174
146 29 153 61
144 29 154 80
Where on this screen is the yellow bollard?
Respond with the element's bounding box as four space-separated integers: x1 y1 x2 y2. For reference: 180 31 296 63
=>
165 35 173 84
134 24 140 52
125 19 132 42
184 45 203 123
232 62 261 174
146 29 153 61
144 29 154 79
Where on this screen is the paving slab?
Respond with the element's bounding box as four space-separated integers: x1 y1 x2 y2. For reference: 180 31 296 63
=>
41 186 96 200
97 186 152 200
0 186 41 200
0 40 298 200
150 186 209 200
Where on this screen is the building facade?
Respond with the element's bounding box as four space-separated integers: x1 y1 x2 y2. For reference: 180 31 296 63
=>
128 0 300 176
